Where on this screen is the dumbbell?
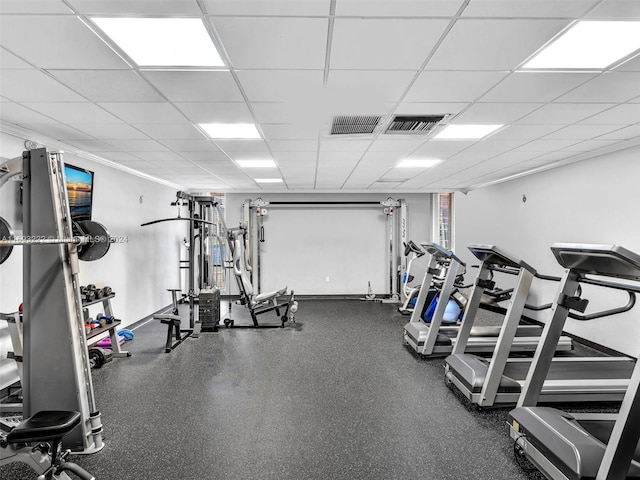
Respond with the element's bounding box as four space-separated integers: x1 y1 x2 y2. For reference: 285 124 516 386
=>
96 313 115 324
102 286 113 297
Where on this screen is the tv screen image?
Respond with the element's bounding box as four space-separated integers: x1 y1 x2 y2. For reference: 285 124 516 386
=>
64 164 94 222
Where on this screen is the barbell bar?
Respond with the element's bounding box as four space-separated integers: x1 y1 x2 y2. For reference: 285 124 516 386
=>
0 218 111 264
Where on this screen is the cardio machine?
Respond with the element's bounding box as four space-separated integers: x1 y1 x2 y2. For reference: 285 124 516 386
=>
508 243 640 480
1 410 95 479
403 243 573 358
398 241 426 315
444 244 634 408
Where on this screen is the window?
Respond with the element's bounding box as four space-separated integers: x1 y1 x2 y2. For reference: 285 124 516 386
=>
433 193 454 250
210 192 226 289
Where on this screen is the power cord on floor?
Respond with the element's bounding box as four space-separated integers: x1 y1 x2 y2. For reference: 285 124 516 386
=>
513 432 538 472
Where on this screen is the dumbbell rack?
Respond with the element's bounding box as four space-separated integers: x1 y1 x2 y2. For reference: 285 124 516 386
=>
82 294 130 358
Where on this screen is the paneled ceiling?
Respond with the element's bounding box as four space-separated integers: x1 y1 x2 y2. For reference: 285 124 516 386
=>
1 0 640 192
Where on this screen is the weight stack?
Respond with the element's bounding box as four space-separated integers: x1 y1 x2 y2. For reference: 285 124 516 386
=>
199 288 220 332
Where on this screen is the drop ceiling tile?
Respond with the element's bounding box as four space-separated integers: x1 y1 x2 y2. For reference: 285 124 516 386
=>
556 72 640 103
261 124 320 140
404 71 508 103
514 138 582 151
428 19 569 71
335 0 465 16
132 151 188 163
98 102 188 123
597 124 640 140
267 140 318 152
19 123 93 141
412 139 474 158
368 139 425 154
142 71 244 102
97 151 147 162
0 48 32 68
179 151 229 162
66 139 122 151
460 0 598 17
211 17 327 69
214 140 269 153
106 139 169 152
319 139 371 152
0 103 59 124
543 124 623 140
134 124 207 140
518 103 616 124
175 102 253 123
453 102 544 124
69 123 151 140
341 152 405 188
616 53 640 71
272 151 318 163
236 70 324 103
0 16 130 69
252 102 323 124
579 104 640 124
316 154 360 188
162 139 220 152
22 102 122 124
0 70 85 102
0 1 72 13
327 70 416 104
48 70 164 102
395 102 471 116
331 18 449 70
68 0 203 14
481 72 597 102
203 0 329 15
489 123 563 140
561 138 622 151
584 0 640 18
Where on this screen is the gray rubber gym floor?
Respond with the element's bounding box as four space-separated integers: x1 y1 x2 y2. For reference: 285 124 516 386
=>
5 299 611 480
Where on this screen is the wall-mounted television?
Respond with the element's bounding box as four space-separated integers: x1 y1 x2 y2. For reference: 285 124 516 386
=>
64 163 94 222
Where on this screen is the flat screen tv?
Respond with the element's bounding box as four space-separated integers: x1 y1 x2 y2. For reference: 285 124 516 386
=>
64 163 94 222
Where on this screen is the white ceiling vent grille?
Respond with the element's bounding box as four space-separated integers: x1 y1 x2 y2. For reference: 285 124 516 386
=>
385 115 447 135
331 115 383 135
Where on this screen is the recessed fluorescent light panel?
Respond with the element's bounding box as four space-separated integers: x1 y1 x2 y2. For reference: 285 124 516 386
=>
523 21 640 69
91 18 224 67
434 124 502 140
255 178 283 184
396 159 442 168
199 123 261 139
237 160 276 168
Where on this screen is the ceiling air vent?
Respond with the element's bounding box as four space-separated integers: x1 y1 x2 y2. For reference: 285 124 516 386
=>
385 115 446 135
331 115 383 135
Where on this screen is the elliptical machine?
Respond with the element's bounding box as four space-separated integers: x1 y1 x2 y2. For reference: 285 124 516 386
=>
398 241 426 315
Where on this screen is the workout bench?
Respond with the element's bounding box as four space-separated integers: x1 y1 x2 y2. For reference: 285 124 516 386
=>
154 289 192 353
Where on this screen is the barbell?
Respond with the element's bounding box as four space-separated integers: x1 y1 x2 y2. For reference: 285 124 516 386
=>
0 217 111 265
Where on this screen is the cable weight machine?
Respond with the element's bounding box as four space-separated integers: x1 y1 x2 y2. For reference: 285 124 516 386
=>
240 198 407 301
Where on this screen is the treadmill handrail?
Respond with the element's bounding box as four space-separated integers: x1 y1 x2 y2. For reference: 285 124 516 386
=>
568 291 636 321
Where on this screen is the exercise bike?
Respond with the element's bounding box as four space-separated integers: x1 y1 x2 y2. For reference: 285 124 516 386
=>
398 241 426 315
0 410 95 480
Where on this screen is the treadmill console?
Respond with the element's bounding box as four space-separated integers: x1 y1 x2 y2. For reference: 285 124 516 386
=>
467 244 536 275
550 243 640 281
421 242 464 266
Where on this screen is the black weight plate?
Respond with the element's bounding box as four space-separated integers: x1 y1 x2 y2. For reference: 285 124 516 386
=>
76 220 110 261
0 216 14 265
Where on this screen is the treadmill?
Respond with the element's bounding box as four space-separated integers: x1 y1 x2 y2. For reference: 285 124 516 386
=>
508 243 640 480
445 244 636 407
402 243 572 358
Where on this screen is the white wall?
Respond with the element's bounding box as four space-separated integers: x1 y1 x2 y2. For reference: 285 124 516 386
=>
455 145 640 357
0 131 186 327
223 193 432 296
